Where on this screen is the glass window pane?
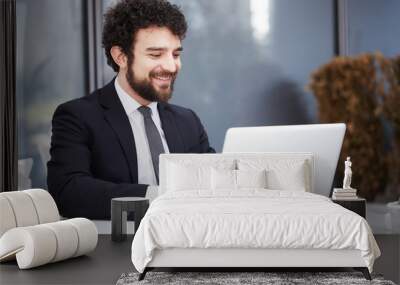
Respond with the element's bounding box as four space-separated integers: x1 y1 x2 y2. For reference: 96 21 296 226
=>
102 0 334 152
345 0 400 235
16 0 87 189
347 0 400 57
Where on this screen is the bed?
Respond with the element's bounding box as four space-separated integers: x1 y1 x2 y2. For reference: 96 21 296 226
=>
131 153 380 280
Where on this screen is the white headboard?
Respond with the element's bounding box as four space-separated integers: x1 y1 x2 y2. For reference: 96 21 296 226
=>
222 124 346 197
159 152 314 194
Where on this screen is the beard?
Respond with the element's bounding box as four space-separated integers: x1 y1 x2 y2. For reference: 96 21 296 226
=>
126 65 176 103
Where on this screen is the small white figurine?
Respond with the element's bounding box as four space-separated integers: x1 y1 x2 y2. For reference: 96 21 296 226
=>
343 156 353 189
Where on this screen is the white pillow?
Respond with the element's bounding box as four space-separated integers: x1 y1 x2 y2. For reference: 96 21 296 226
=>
165 158 236 192
211 168 267 190
267 163 306 191
167 162 210 191
236 169 267 189
211 168 236 190
238 159 308 191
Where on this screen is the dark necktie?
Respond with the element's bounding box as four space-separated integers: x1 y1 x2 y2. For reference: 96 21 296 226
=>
138 106 165 184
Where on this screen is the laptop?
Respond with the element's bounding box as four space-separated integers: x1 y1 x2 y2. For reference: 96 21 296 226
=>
222 123 346 197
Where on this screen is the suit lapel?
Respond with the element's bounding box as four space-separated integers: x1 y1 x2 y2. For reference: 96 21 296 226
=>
99 79 138 182
158 102 185 153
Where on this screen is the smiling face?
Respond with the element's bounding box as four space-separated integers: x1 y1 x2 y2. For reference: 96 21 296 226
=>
126 26 182 103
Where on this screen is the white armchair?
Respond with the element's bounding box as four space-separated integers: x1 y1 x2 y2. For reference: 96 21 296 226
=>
0 189 98 269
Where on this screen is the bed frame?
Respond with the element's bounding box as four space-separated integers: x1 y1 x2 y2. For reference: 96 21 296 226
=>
137 153 372 281
138 248 371 280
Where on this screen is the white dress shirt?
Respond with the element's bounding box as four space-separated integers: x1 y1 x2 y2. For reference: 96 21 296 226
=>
114 78 170 191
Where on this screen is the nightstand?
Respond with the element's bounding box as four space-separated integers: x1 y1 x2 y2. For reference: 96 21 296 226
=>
111 197 149 242
332 198 366 218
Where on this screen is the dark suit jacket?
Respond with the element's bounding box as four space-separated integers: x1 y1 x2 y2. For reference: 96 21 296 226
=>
47 79 215 219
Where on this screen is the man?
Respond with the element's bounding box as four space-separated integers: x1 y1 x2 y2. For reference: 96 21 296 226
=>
47 0 215 219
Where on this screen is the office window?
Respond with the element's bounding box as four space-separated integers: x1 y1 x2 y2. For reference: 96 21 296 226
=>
346 0 400 57
344 0 400 234
16 0 87 189
101 0 335 151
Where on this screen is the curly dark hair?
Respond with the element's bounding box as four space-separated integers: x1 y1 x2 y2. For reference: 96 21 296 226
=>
102 0 187 72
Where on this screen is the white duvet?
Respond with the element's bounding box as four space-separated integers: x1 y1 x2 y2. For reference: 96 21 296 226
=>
131 190 380 273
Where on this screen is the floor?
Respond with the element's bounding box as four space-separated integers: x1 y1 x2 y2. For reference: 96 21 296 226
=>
373 234 400 284
0 235 133 285
0 235 399 285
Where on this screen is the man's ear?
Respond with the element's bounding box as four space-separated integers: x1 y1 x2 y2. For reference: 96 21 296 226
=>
110 46 128 69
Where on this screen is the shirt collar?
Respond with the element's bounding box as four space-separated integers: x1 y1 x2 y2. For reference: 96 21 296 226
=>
147 101 159 116
114 77 158 116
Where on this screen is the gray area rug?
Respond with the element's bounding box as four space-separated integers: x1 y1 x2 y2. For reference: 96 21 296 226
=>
116 271 396 285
